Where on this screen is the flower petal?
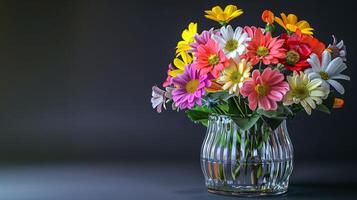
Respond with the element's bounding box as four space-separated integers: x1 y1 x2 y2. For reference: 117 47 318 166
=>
321 50 331 70
327 79 345 94
330 74 350 81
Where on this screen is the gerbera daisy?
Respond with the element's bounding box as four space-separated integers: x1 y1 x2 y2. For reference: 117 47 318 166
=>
171 65 211 109
305 50 350 94
218 58 251 95
176 22 197 57
204 5 243 25
284 71 329 115
245 29 285 65
193 38 230 78
275 13 314 36
205 81 223 93
327 35 347 61
212 25 250 59
280 30 325 71
243 26 264 39
240 67 289 111
189 29 216 53
169 51 193 77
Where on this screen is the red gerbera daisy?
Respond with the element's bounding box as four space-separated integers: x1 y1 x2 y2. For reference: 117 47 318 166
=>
245 29 286 65
281 30 325 71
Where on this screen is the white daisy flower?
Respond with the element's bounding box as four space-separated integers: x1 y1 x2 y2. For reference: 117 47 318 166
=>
305 50 350 94
212 25 250 59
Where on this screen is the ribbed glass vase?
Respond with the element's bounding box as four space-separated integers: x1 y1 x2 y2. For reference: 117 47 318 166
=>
200 114 293 197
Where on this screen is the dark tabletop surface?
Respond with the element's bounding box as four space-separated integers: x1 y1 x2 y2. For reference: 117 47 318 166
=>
0 162 356 200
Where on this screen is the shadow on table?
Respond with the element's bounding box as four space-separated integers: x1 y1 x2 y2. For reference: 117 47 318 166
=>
175 183 357 200
283 183 356 199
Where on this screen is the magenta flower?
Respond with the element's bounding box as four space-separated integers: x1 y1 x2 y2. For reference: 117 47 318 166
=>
240 68 289 111
171 65 211 109
189 29 217 53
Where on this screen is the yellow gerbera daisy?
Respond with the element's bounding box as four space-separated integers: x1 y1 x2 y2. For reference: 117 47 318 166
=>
169 51 193 77
275 13 314 36
283 72 329 115
218 59 251 95
204 5 243 25
175 22 197 57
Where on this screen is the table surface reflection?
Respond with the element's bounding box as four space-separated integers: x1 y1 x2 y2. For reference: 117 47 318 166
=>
0 162 355 200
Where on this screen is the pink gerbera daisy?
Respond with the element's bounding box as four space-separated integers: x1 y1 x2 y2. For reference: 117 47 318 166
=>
171 65 211 109
193 38 229 78
243 26 262 38
240 67 289 111
245 29 286 65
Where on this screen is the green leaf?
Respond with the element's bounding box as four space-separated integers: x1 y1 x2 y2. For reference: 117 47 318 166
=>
257 109 279 118
206 91 235 102
231 113 261 131
283 106 294 117
227 96 251 117
211 103 229 115
228 97 240 115
262 116 284 131
289 104 304 114
255 103 293 130
316 104 331 114
185 106 211 127
316 91 335 114
257 104 291 119
323 90 335 109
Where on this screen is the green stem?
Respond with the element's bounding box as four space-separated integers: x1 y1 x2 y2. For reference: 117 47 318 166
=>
213 106 225 115
234 97 245 118
258 60 263 72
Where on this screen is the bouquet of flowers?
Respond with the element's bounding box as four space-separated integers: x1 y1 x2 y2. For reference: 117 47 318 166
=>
151 4 349 131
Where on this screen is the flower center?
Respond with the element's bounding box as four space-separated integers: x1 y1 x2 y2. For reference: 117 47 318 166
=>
286 50 300 65
256 46 269 57
326 47 340 58
255 84 269 96
224 39 238 52
185 79 200 94
319 71 329 80
208 54 220 65
230 71 242 83
293 88 309 99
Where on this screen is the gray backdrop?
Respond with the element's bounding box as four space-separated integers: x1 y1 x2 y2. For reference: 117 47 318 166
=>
0 0 355 164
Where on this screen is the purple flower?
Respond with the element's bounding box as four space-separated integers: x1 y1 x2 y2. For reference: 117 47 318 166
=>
151 86 168 113
327 35 347 61
189 28 217 53
171 65 211 109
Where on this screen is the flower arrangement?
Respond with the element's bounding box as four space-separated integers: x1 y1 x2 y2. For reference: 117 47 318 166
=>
151 5 349 131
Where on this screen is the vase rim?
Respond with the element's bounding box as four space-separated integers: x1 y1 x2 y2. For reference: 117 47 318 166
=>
208 113 231 119
208 113 287 129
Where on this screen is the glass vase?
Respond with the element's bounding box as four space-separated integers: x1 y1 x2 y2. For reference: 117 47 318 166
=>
200 114 293 197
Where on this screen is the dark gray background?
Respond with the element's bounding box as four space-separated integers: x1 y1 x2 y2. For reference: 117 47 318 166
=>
0 0 355 164
0 1 356 199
